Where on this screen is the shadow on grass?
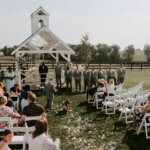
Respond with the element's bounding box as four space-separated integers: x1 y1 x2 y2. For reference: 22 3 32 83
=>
113 121 127 132
121 130 150 150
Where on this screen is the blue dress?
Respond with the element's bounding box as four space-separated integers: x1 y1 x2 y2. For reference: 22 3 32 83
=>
5 72 15 92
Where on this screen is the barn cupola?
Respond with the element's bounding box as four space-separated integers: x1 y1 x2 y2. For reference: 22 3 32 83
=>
30 6 49 34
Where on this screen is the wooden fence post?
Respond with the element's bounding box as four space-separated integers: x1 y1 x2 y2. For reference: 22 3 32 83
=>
141 63 143 71
131 63 133 71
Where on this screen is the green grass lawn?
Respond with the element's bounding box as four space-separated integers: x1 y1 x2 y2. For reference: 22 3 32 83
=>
35 70 150 150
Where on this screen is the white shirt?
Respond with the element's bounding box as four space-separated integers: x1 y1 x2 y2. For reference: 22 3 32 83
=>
67 70 70 74
21 98 29 111
29 133 59 150
107 84 115 94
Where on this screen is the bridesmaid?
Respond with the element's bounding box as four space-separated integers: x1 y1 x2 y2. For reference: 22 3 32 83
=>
5 67 16 92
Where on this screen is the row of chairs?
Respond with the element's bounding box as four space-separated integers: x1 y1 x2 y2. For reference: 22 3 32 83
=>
0 116 41 150
86 81 150 139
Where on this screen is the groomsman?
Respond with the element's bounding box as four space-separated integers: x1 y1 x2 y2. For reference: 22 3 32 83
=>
117 64 126 84
107 65 115 83
39 62 48 87
74 65 82 92
83 66 91 92
65 65 72 92
55 61 62 88
90 66 97 88
97 65 105 79
45 78 56 111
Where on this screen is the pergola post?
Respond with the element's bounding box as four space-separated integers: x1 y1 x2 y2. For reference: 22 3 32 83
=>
68 53 71 62
15 53 22 89
56 53 59 62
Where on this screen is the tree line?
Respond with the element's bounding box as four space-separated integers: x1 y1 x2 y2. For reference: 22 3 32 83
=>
1 33 150 64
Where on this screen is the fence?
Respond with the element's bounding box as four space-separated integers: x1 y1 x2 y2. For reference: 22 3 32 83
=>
1 62 150 71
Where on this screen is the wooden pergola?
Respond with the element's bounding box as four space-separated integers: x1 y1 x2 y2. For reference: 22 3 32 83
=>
11 25 74 89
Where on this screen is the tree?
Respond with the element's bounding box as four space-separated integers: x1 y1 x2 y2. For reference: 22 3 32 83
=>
144 44 150 62
109 45 121 63
80 33 92 63
95 44 111 63
123 45 135 62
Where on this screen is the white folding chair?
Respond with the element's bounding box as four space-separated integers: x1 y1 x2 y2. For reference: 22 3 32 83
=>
93 92 104 109
118 98 137 124
103 95 117 115
137 112 150 139
0 117 25 149
0 117 13 132
23 116 42 150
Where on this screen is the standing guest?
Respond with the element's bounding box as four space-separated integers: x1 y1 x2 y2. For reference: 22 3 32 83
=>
0 129 13 150
107 65 115 83
5 66 16 92
117 64 126 84
44 78 56 111
98 65 106 79
0 82 5 96
21 64 26 84
29 117 60 150
21 92 46 127
83 66 91 92
90 66 97 88
0 96 20 128
10 83 21 102
55 61 62 88
64 65 72 92
39 62 48 87
74 65 82 93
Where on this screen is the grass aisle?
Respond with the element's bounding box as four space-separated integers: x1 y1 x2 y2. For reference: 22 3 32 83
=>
35 70 150 150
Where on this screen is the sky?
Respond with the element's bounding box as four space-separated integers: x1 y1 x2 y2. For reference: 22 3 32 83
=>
1 0 150 50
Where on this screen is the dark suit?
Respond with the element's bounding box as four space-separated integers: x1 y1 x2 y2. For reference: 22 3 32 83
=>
39 65 48 87
55 65 62 88
117 68 126 84
83 70 91 92
107 69 115 83
74 70 82 92
90 70 97 88
65 69 72 92
98 69 105 79
45 82 55 110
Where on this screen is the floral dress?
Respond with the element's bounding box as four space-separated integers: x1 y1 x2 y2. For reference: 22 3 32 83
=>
134 110 150 125
0 105 18 128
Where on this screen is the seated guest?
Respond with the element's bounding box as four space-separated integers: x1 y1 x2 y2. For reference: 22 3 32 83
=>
4 93 16 112
19 84 31 110
0 82 5 97
97 83 106 92
0 129 13 150
98 79 107 88
29 117 60 150
21 92 46 127
0 96 20 128
21 92 29 111
132 95 150 131
0 70 4 83
10 83 21 102
107 79 115 96
96 83 107 101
